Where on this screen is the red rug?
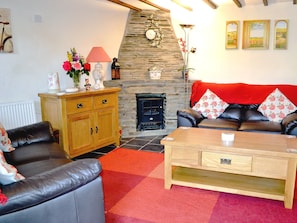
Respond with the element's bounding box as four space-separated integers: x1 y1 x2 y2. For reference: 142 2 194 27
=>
99 148 297 223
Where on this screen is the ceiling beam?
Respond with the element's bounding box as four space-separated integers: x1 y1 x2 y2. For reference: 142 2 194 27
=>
171 0 193 11
202 0 218 9
263 0 268 6
107 0 142 11
293 0 296 4
233 0 242 8
138 0 170 12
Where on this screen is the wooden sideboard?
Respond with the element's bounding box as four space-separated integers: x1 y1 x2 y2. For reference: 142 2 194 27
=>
38 87 121 158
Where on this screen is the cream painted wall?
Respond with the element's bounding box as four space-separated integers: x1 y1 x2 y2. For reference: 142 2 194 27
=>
0 0 296 109
171 2 297 84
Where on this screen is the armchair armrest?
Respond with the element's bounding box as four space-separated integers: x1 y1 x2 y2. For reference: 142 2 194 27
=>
0 159 102 215
177 108 204 127
281 112 297 135
7 121 55 148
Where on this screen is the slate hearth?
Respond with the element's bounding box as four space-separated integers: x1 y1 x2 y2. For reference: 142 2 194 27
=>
105 80 192 138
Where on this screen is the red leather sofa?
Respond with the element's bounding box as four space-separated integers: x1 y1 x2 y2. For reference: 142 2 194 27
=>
177 81 297 135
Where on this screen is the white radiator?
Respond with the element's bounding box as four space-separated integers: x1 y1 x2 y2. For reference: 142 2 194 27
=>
0 100 37 130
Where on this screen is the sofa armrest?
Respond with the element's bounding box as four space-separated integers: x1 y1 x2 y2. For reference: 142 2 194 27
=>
0 159 102 215
177 108 204 127
281 112 297 135
7 121 55 148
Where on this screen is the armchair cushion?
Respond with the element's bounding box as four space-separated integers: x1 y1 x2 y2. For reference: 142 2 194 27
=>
0 151 25 185
0 122 15 152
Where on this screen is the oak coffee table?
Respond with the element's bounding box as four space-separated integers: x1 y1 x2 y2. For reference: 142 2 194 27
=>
161 127 297 209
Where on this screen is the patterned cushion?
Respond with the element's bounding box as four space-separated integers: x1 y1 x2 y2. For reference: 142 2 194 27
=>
258 88 297 122
0 150 25 185
192 89 229 119
0 122 15 152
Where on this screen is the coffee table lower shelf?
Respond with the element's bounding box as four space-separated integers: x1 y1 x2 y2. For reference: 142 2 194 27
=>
170 166 285 202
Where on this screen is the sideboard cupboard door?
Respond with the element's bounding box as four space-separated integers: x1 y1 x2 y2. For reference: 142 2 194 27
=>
38 88 121 158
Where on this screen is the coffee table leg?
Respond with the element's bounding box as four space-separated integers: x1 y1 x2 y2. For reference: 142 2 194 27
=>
284 159 297 209
164 145 172 189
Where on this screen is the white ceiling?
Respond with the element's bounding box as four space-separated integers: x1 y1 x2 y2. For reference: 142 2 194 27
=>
109 0 294 10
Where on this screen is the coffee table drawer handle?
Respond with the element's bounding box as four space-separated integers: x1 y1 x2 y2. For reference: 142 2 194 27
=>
220 158 232 165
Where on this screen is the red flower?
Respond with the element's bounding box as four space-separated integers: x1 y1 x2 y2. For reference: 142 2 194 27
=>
62 61 72 71
84 63 91 71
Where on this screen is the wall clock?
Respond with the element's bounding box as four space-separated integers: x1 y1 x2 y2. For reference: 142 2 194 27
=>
145 14 163 48
145 29 156 40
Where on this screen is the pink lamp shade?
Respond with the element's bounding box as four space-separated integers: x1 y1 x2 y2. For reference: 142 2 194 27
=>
86 47 111 63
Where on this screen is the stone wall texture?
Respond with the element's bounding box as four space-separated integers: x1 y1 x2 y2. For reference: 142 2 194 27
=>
106 10 192 138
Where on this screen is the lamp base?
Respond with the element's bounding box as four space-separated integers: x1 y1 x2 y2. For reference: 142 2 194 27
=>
93 80 100 89
99 80 105 89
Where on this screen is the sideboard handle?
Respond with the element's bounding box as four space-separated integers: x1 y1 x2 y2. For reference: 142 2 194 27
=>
102 99 108 104
77 103 83 108
220 158 232 165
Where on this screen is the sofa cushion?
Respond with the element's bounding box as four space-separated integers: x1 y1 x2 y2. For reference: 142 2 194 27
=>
239 121 282 133
198 119 240 130
219 104 243 121
258 88 297 122
192 89 229 119
0 122 15 152
0 150 25 185
243 110 269 121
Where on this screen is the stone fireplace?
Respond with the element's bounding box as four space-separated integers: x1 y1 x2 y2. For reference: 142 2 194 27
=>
104 9 192 138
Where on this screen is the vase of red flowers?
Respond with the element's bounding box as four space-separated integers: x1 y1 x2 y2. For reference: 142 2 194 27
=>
62 48 90 89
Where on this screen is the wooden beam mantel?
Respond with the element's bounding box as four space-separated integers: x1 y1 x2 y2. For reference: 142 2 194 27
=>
138 0 170 12
233 0 242 7
171 0 193 11
263 0 268 6
107 0 142 11
202 0 218 9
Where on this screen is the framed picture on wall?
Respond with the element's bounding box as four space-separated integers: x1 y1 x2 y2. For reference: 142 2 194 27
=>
225 21 239 49
242 20 270 49
274 20 288 50
0 8 13 53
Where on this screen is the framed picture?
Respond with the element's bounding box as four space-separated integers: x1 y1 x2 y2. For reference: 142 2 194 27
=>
274 20 288 50
0 8 13 53
242 20 270 49
225 21 239 49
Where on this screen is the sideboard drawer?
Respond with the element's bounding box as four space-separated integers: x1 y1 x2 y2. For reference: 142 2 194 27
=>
66 97 93 114
202 152 252 172
94 94 116 109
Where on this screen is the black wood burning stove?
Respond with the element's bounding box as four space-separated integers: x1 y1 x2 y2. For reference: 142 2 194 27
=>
136 93 166 131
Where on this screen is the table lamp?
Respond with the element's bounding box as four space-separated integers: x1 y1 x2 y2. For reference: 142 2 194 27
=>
86 47 111 89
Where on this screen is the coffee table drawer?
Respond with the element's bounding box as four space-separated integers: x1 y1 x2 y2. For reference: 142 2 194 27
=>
202 152 252 172
171 148 199 166
253 156 288 179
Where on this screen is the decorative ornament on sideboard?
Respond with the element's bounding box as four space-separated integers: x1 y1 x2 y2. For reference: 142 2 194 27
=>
145 14 164 48
62 48 90 90
111 57 121 80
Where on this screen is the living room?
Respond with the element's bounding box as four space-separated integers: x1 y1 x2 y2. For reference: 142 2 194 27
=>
1 1 297 222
